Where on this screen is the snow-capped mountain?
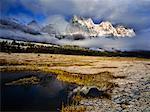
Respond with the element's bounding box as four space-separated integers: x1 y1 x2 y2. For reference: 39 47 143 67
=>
65 16 136 38
42 24 58 36
0 18 58 43
0 16 136 42
0 19 41 35
27 20 41 32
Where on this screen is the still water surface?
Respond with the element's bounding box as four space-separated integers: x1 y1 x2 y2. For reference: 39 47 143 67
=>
1 71 76 111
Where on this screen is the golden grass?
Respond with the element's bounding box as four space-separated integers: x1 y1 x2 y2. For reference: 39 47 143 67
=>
0 53 149 66
0 53 149 74
0 59 26 66
1 65 116 90
35 67 69 75
57 71 115 90
5 76 40 86
61 105 86 112
61 91 86 112
0 65 38 72
0 57 92 68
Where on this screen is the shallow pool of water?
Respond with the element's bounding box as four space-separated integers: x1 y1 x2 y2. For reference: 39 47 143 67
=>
1 71 76 111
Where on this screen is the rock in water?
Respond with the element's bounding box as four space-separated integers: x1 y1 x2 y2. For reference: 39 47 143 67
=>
85 88 104 97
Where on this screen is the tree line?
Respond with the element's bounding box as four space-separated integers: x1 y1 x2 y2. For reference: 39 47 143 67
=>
0 40 150 58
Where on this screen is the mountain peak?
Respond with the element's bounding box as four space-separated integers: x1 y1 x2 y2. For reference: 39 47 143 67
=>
68 16 135 38
28 20 38 25
99 21 113 28
27 20 41 31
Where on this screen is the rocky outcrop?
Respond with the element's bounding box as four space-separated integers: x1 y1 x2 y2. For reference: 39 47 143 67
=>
69 86 105 98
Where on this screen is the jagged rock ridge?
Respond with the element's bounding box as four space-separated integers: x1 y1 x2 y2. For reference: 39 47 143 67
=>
65 16 135 38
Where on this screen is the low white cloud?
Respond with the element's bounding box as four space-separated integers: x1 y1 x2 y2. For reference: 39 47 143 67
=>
57 30 150 51
42 15 69 34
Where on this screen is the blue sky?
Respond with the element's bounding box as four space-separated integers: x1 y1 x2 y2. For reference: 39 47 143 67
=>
1 0 150 31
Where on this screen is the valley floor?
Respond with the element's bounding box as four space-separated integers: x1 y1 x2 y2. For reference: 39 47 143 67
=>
0 52 150 112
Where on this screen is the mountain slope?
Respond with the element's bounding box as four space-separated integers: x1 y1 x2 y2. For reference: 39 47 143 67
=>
27 20 41 32
0 19 41 35
42 24 58 36
0 19 58 43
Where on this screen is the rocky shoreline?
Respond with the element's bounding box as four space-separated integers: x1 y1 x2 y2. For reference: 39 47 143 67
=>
79 62 150 112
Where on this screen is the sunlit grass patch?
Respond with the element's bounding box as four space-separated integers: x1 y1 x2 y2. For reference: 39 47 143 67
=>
0 59 25 66
61 105 86 112
1 65 117 91
5 76 40 86
39 67 70 75
0 65 38 72
38 68 116 90
0 58 92 67
57 71 115 90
